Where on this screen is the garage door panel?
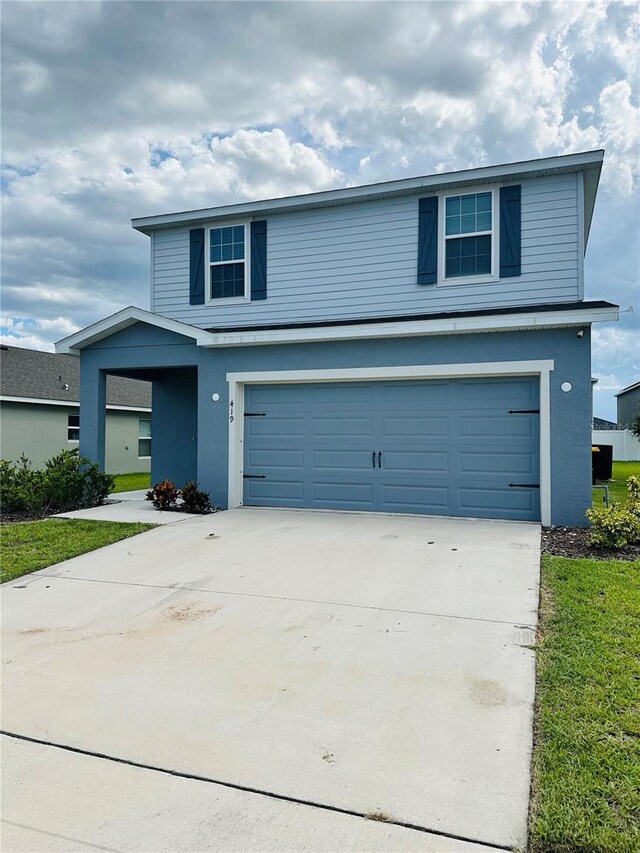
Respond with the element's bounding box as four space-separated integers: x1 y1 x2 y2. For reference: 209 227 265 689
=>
246 448 304 469
244 480 305 504
383 450 449 474
459 486 537 516
313 416 374 438
312 481 375 507
459 451 536 475
246 417 304 437
313 449 375 472
381 483 450 511
460 414 536 438
457 378 537 404
243 378 540 521
381 381 450 404
313 384 375 404
383 416 449 437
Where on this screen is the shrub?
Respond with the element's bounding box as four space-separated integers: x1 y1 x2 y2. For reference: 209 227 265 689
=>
631 413 640 440
587 476 640 549
146 479 179 510
180 481 212 514
0 449 113 515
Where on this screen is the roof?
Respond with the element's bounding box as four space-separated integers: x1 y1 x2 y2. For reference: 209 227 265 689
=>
131 149 604 247
615 380 640 398
0 345 151 409
55 301 619 355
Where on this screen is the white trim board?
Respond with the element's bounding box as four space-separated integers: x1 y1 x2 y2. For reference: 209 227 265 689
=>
56 303 619 353
226 359 554 526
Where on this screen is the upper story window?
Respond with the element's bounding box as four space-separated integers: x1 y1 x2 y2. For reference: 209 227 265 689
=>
208 224 248 301
440 189 498 284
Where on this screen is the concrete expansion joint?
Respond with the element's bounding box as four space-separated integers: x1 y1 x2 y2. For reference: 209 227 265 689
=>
0 731 513 852
32 573 537 629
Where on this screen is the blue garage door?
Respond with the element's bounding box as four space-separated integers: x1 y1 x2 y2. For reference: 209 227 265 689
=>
243 377 540 521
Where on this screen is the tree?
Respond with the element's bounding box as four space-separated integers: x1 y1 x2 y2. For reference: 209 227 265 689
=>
632 412 640 440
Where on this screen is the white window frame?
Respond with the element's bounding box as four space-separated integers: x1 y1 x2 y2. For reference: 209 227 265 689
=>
138 418 152 459
206 220 251 305
67 411 80 443
226 359 553 527
437 185 499 287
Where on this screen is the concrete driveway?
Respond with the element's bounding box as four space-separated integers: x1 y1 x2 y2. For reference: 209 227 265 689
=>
2 508 540 852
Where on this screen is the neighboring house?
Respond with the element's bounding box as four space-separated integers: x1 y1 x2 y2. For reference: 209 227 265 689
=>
616 380 640 428
592 416 618 430
56 150 619 526
0 345 152 474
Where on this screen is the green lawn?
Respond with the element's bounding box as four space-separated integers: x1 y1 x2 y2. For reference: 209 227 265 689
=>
110 472 151 493
530 555 640 852
0 519 155 583
592 460 640 508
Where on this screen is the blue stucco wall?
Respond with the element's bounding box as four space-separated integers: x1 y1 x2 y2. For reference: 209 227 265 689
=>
152 367 198 486
80 322 592 525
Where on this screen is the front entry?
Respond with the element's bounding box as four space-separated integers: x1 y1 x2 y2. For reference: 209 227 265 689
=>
242 377 540 521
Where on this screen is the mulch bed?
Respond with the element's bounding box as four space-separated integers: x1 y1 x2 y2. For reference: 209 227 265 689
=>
542 526 640 562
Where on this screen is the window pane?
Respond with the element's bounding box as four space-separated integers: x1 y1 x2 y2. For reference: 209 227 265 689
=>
68 414 79 428
476 211 492 231
138 419 151 438
445 192 491 237
460 195 476 215
138 438 151 457
210 225 244 263
476 192 491 212
211 262 245 299
445 236 491 278
461 213 476 234
445 215 460 236
446 196 460 216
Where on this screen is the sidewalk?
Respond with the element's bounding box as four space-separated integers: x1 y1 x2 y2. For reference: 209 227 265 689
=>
53 490 195 525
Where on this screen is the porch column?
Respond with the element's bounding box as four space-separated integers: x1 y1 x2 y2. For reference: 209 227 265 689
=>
79 361 106 471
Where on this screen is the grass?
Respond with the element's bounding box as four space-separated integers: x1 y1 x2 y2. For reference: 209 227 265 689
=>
592 460 640 508
0 519 155 583
530 555 640 852
110 472 151 493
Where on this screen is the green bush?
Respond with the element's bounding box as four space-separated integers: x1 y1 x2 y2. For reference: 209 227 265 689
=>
0 449 114 515
586 476 640 548
180 481 212 513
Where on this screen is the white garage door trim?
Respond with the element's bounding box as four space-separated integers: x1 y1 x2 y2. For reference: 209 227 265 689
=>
227 360 553 525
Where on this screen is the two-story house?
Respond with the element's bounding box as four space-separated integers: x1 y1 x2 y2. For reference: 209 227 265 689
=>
56 150 618 526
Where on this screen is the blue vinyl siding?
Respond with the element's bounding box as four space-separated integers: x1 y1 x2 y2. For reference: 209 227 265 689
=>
151 173 579 327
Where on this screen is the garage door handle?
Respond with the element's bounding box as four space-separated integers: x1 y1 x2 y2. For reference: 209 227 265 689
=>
378 451 382 468
372 451 376 468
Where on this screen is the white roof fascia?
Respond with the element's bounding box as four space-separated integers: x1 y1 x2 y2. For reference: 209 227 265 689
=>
0 395 151 412
55 306 217 354
132 150 604 234
201 304 619 348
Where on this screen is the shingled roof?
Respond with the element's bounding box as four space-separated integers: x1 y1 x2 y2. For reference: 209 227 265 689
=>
0 345 151 409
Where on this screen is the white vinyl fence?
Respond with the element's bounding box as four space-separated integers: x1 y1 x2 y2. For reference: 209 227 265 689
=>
591 429 640 461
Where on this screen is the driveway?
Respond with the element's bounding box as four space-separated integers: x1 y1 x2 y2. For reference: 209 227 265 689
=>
2 508 540 851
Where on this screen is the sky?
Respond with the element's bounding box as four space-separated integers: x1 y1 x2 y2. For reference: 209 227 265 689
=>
1 0 638 421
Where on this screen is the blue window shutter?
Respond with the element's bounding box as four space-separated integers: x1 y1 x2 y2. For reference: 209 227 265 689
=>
251 220 267 300
418 197 438 285
189 228 205 305
500 185 521 277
